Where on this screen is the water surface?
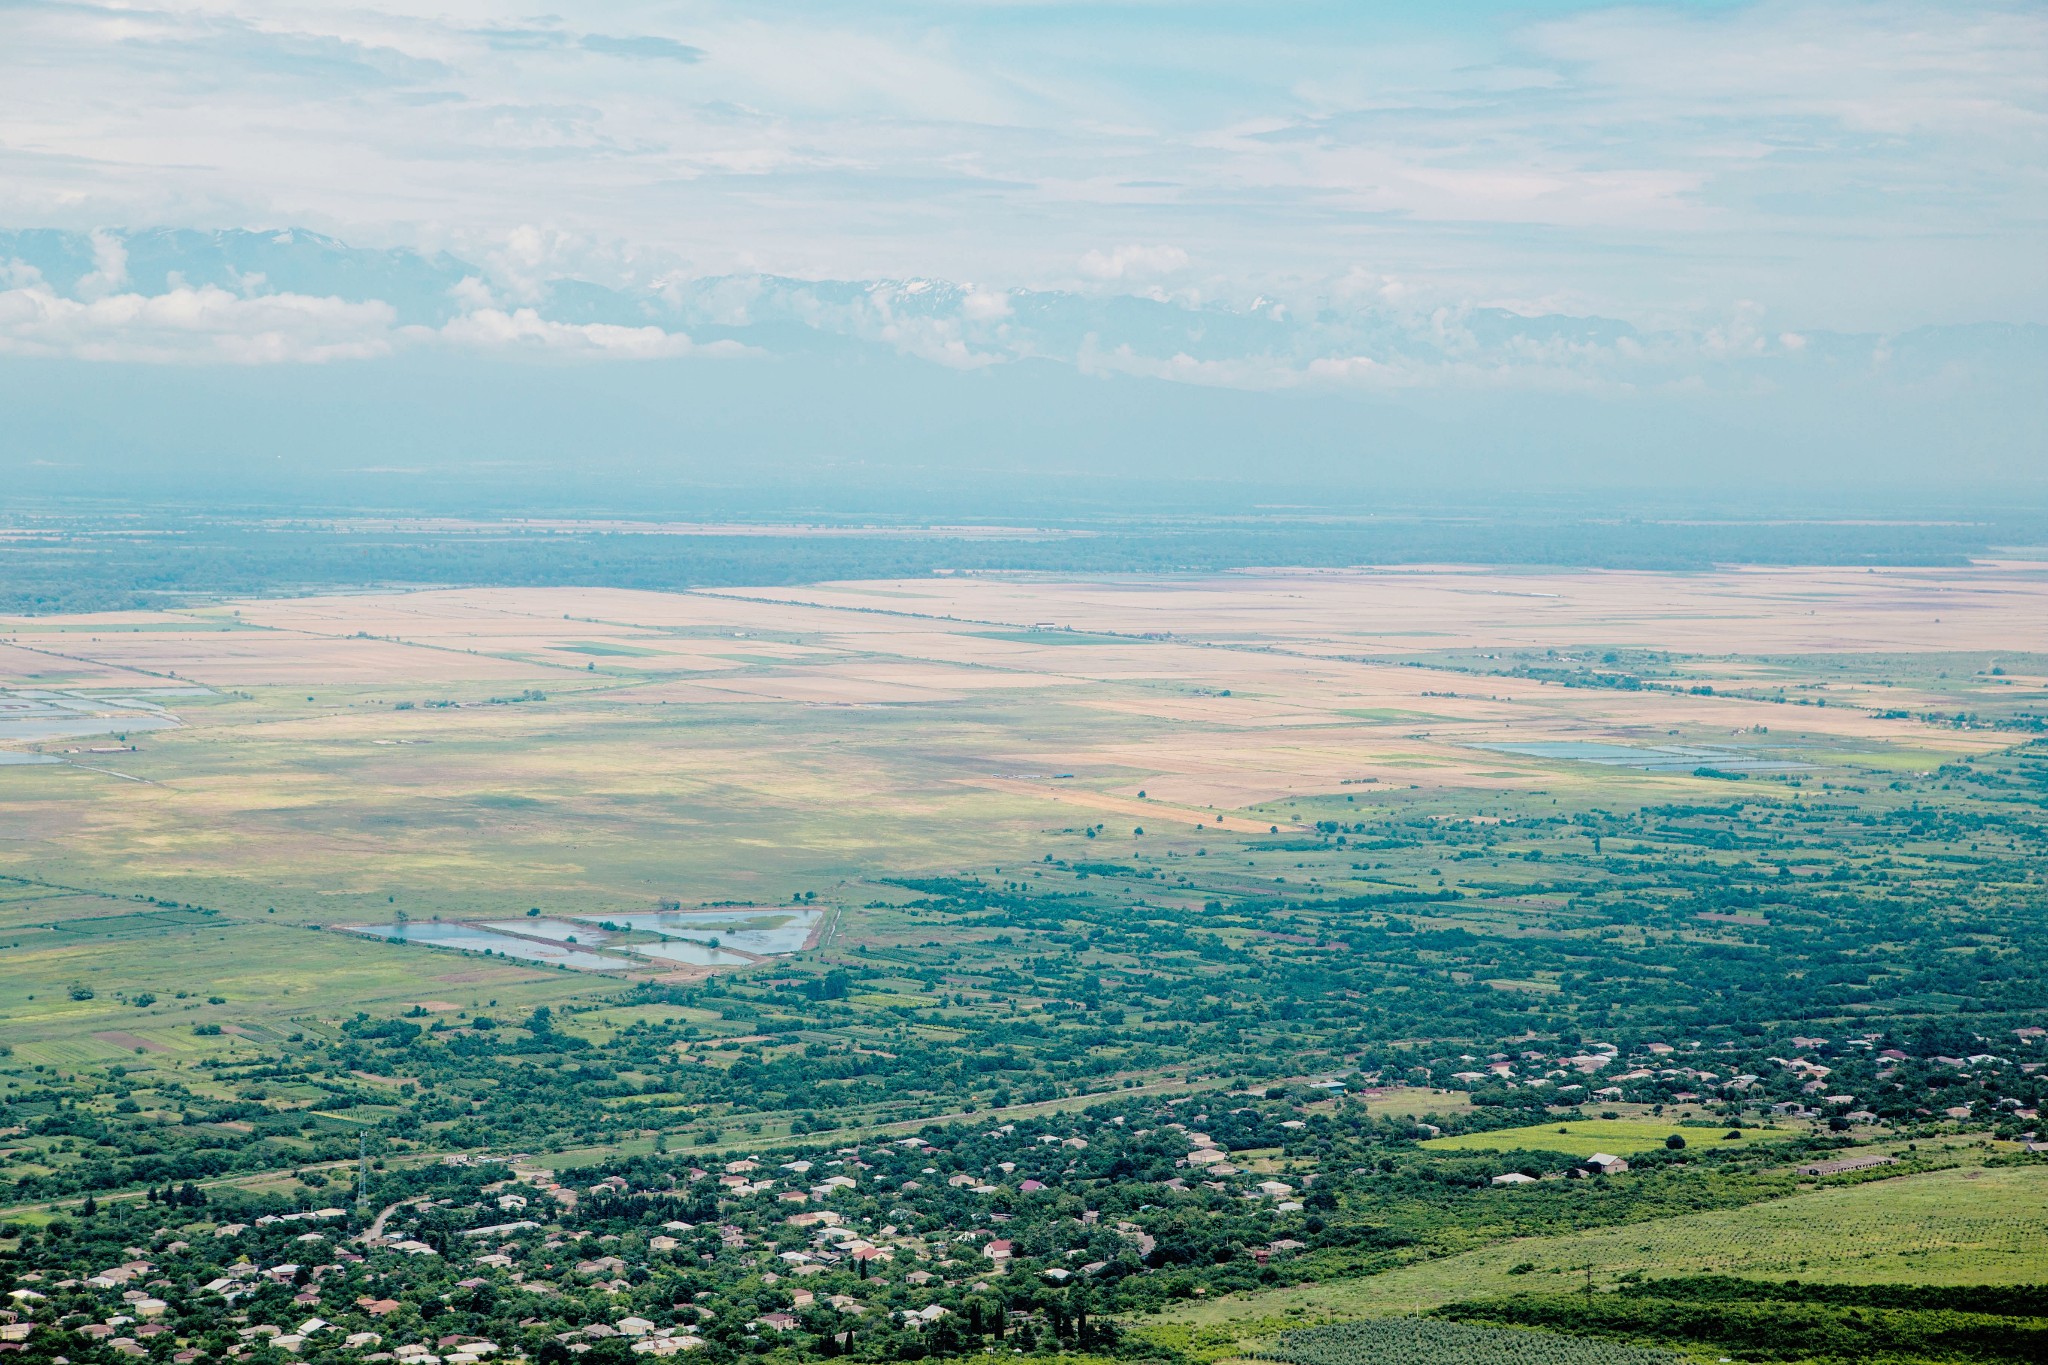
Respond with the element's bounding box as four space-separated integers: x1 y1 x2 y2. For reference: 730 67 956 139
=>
579 909 819 955
343 922 630 970
1473 741 1807 772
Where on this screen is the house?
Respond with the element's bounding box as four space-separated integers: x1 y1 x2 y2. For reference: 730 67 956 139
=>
787 1210 842 1228
1490 1172 1537 1186
1581 1153 1629 1176
634 1336 704 1354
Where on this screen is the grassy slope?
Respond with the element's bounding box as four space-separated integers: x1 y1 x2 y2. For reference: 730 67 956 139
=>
1160 1164 2048 1339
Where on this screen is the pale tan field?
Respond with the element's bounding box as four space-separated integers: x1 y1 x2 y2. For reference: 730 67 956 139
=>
0 565 2037 922
738 562 2048 655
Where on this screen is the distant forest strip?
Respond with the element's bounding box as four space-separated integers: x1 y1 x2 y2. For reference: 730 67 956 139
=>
0 516 2033 615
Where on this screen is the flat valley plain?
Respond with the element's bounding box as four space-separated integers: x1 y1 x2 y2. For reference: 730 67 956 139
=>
3 563 2038 922
2 561 2047 1365
1 561 2043 1122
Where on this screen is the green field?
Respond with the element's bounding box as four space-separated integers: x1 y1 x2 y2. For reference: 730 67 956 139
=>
1253 1318 1682 1365
1165 1163 2048 1336
1360 1088 1475 1119
1421 1119 1789 1158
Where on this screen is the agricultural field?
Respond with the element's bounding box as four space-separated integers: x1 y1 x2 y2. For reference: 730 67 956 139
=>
1169 1162 2048 1332
0 567 2035 935
1420 1119 1790 1158
1163 1162 2048 1365
0 560 2044 1365
1164 1163 2048 1364
1253 1318 1682 1365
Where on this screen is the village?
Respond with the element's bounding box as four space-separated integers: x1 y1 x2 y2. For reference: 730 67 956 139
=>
6 1015 2043 1365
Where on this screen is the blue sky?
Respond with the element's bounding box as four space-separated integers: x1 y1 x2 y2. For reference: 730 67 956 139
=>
0 2 2042 495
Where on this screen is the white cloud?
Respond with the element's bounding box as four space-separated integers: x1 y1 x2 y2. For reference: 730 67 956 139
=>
1078 244 1189 281
449 275 498 311
0 275 749 364
77 230 130 300
1 2 2039 329
434 307 737 358
0 284 396 363
962 287 1012 321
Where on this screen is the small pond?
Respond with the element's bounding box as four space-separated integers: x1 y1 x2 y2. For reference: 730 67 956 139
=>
480 918 611 945
578 908 820 956
634 940 756 967
342 922 631 970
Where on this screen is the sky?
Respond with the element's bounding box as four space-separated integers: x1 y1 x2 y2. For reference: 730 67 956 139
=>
1 1 2044 503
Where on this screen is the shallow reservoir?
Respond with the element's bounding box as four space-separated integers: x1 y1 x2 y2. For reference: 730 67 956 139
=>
342 922 630 970
579 908 819 955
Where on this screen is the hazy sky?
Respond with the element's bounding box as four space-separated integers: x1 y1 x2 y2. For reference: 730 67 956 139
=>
1 2 2042 499
7 0 2044 329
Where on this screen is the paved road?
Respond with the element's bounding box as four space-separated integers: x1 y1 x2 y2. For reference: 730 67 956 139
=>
361 1196 430 1243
